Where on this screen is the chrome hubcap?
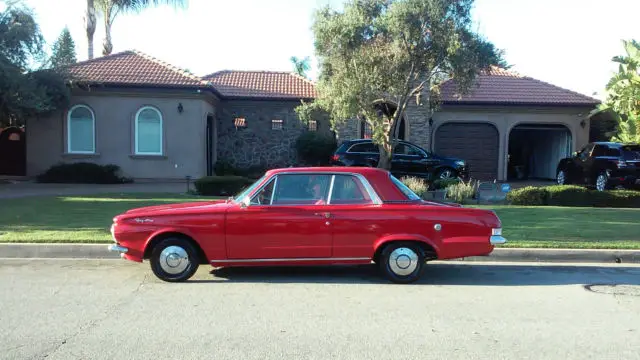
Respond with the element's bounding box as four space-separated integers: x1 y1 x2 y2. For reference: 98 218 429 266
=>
159 246 189 274
557 171 565 185
439 170 453 179
596 175 606 191
389 247 419 276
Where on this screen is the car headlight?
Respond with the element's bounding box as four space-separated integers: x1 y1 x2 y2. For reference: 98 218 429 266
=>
492 228 502 236
455 160 465 166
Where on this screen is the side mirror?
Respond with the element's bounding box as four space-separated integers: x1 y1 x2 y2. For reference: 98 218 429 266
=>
240 196 250 208
572 151 578 157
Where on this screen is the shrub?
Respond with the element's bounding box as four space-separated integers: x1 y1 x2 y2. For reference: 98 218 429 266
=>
214 159 268 179
36 162 131 184
506 185 640 208
213 159 236 176
295 131 338 166
446 179 478 203
401 176 429 198
431 178 461 190
194 176 254 196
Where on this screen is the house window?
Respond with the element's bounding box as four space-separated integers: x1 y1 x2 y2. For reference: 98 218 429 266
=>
308 120 317 132
271 119 283 130
67 104 95 154
360 121 372 139
234 117 247 128
135 106 163 155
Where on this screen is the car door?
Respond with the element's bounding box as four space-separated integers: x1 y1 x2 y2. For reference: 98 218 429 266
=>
392 142 435 178
321 174 383 258
224 173 333 259
571 143 594 184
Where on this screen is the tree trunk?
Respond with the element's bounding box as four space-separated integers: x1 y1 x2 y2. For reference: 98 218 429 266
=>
102 20 113 56
377 140 392 170
85 0 96 60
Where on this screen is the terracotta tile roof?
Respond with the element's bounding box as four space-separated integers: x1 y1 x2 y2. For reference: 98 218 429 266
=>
440 66 600 106
66 50 211 89
202 70 317 99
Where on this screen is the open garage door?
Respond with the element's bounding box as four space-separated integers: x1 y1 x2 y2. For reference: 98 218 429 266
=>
434 122 499 181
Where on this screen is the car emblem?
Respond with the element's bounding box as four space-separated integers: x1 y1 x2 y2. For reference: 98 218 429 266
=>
134 218 154 223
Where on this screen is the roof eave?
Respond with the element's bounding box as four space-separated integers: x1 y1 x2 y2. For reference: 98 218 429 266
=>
440 100 601 107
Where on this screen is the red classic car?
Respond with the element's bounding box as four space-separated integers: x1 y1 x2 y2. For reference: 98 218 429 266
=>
108 167 506 283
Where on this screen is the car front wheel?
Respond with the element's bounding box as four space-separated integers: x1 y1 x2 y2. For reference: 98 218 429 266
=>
595 172 609 192
379 242 425 284
436 167 456 180
150 237 200 282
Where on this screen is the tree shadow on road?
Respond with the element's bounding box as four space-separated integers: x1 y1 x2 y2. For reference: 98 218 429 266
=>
184 262 640 286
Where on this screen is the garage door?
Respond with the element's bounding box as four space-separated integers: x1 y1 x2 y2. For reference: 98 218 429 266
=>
434 122 499 180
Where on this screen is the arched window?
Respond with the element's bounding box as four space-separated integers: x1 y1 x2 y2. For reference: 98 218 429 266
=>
135 106 163 155
67 105 95 153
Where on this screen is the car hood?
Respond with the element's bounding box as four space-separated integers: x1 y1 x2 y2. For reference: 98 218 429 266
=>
114 199 230 221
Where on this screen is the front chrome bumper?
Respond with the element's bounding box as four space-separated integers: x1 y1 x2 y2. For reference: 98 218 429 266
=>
108 244 129 254
490 235 507 245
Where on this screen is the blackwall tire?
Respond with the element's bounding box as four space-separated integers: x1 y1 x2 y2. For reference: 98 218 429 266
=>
150 237 200 282
379 242 425 284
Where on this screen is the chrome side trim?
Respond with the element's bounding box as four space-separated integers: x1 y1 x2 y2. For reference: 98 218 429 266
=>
490 235 507 245
326 175 336 204
269 175 278 205
210 257 370 263
108 245 129 254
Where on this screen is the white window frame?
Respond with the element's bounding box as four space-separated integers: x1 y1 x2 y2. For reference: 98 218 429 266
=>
134 106 163 155
67 104 96 154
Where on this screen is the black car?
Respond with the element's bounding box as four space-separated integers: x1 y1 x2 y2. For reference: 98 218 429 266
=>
330 139 468 180
556 142 640 191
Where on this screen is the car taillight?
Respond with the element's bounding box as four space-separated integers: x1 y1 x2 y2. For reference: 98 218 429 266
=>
331 155 340 161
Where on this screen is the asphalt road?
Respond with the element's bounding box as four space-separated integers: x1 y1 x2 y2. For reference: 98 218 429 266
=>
1 259 639 360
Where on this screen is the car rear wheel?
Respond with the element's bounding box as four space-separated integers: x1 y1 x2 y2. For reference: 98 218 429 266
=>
556 169 567 185
379 242 425 284
150 237 200 282
595 172 609 192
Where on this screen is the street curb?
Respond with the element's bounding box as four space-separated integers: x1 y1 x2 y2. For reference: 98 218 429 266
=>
1 243 640 264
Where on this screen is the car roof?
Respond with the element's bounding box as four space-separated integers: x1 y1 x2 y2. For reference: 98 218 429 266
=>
265 166 389 176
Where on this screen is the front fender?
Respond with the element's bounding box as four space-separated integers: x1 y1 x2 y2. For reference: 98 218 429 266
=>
373 233 441 258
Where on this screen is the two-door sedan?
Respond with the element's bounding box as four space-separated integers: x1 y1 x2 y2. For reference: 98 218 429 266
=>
108 167 506 283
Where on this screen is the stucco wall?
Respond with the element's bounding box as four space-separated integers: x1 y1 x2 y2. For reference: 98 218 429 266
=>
26 90 217 180
216 99 332 169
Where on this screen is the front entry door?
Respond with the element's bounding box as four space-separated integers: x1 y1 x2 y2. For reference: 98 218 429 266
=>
225 173 333 259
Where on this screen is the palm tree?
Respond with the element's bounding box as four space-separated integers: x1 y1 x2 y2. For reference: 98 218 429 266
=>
91 0 188 57
85 0 97 59
290 56 311 78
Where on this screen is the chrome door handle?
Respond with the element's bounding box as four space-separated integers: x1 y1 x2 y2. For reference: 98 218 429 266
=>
315 212 331 218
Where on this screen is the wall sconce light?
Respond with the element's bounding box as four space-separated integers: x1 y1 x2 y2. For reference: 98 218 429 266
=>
428 117 434 127
580 119 586 128
177 103 184 113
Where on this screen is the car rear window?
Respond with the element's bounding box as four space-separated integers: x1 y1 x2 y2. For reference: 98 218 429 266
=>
621 145 640 160
389 174 421 201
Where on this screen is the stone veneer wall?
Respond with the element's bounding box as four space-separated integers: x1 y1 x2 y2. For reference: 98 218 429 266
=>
216 99 331 169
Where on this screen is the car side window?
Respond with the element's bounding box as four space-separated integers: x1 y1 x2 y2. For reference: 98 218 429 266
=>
329 175 373 205
348 143 378 153
270 174 332 205
579 144 594 160
393 143 423 156
250 178 275 205
591 145 606 157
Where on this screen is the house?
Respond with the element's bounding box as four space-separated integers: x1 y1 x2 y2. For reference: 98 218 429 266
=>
24 50 600 182
25 50 329 181
336 66 600 181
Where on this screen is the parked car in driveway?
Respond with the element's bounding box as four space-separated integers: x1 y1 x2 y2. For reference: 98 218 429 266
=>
108 167 505 284
330 139 468 181
556 142 640 191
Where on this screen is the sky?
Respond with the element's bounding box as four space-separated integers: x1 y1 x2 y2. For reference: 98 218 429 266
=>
11 0 640 100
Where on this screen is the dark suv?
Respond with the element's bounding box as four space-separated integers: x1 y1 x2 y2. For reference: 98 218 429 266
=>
331 139 468 180
556 142 640 191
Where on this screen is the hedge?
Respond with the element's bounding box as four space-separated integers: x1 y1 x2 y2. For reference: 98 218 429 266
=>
36 162 132 184
194 176 254 196
506 185 640 208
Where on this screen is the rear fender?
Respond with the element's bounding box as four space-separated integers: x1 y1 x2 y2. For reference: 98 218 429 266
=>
373 234 440 259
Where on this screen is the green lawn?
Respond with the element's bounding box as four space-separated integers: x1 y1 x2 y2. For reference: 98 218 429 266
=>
0 194 639 249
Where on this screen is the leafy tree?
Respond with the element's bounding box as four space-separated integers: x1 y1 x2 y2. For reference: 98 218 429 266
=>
93 0 188 56
50 27 77 68
290 56 311 78
296 0 509 169
595 39 640 143
0 1 70 127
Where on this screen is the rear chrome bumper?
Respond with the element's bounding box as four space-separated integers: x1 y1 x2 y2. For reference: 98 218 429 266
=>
490 235 507 245
108 244 128 254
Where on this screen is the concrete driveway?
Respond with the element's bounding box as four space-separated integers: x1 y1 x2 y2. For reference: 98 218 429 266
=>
1 259 639 360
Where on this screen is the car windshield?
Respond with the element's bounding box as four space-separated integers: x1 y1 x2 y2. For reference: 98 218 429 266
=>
232 175 266 202
621 145 640 160
389 174 421 201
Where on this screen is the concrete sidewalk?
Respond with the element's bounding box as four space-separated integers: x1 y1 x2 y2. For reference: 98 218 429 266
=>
1 243 639 264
